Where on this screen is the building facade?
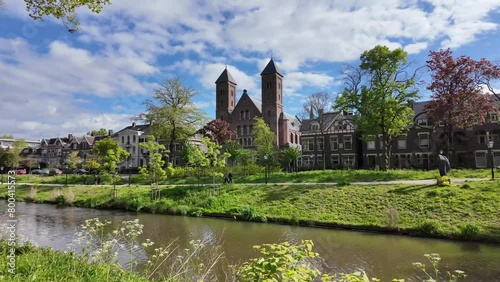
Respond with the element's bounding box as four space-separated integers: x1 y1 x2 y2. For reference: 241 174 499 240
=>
215 59 301 149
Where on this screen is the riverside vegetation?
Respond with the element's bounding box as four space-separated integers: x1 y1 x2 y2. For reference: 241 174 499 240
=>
2 174 499 242
0 217 467 281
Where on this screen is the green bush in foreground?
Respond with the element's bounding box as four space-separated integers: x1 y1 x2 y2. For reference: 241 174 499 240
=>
1 218 468 282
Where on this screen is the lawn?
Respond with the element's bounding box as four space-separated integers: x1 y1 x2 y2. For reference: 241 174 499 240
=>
3 179 499 242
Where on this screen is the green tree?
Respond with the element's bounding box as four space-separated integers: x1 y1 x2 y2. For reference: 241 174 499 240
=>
0 134 14 139
0 148 15 169
281 147 302 173
11 139 27 169
182 142 209 184
139 135 169 189
66 151 82 170
93 137 129 187
224 140 242 166
253 117 277 165
202 137 230 184
18 0 112 32
138 78 207 162
20 156 37 173
336 45 420 170
87 128 108 136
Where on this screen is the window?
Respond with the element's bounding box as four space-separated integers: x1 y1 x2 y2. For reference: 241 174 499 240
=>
290 133 293 144
127 135 130 144
237 126 241 136
330 136 338 150
490 113 498 122
419 133 429 148
121 136 124 143
132 146 136 153
240 111 243 120
246 110 249 119
278 82 281 89
268 110 271 117
343 135 352 150
475 152 487 168
249 125 253 135
243 125 247 136
133 135 136 143
174 143 182 151
317 137 324 150
331 155 340 165
231 90 234 97
302 138 314 151
247 126 251 135
397 135 407 149
366 135 375 150
311 122 319 131
477 132 487 144
494 152 500 167
417 118 428 126
342 155 355 168
295 134 298 144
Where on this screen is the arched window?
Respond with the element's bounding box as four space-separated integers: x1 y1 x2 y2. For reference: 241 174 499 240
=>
290 133 293 143
243 125 247 136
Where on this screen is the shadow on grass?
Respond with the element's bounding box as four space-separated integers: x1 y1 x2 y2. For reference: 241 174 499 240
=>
387 185 435 194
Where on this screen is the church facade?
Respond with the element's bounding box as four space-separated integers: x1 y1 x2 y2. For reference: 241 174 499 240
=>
215 59 301 149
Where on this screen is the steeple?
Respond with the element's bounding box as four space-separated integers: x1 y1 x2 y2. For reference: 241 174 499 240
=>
215 68 237 84
260 58 282 76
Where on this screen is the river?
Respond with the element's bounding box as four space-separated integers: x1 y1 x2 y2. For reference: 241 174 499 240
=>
3 202 500 281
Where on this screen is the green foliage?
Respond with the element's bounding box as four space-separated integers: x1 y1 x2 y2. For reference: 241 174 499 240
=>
459 223 480 240
236 240 322 282
336 45 420 170
24 0 111 32
413 253 467 282
138 135 169 188
417 220 439 236
55 194 67 206
87 128 108 136
93 137 130 175
66 151 82 170
253 117 277 164
0 147 15 168
280 147 301 168
202 137 231 184
438 176 451 186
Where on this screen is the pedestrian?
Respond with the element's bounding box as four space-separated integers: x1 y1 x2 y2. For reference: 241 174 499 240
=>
228 172 233 183
223 173 229 183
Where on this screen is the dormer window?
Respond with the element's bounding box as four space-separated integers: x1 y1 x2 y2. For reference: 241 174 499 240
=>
417 118 428 126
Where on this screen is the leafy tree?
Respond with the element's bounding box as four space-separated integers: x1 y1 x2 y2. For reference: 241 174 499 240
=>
198 119 235 145
202 137 230 184
281 147 302 172
425 49 500 156
0 134 14 139
0 148 15 169
20 156 37 173
253 117 277 165
301 92 333 170
139 135 169 189
87 128 108 136
83 154 101 184
93 137 129 187
11 139 27 169
66 151 82 170
224 140 242 165
336 45 420 170
137 78 207 162
182 142 209 183
13 0 112 32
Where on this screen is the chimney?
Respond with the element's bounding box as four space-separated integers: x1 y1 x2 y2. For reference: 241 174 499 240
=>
108 130 113 136
309 107 314 119
318 109 324 116
132 122 136 127
68 134 73 139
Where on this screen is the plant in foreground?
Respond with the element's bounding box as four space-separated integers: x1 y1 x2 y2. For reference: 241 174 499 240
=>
413 253 467 282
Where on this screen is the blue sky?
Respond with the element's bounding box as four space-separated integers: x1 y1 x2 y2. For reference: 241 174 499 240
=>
1 0 499 140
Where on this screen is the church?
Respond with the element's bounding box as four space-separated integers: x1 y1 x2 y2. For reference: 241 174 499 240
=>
215 59 301 149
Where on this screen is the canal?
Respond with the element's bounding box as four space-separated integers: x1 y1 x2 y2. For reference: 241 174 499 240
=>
4 202 500 281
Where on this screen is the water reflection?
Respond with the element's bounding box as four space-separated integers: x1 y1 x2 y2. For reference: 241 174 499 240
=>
5 202 500 281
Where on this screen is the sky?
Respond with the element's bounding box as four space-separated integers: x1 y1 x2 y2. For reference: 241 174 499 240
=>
1 0 500 141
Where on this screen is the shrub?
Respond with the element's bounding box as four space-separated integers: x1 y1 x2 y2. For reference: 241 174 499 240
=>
25 186 37 202
385 207 399 230
55 194 67 206
417 220 439 236
437 176 451 186
459 223 480 240
177 205 189 215
64 189 76 205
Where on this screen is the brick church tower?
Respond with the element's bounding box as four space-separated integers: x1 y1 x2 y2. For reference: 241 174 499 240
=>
261 59 284 144
215 67 237 121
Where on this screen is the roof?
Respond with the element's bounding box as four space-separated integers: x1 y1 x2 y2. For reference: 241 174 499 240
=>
299 112 340 132
215 68 237 84
283 113 301 131
113 123 151 136
412 101 429 119
260 59 282 76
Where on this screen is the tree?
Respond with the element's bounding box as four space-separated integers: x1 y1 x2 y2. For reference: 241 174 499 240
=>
182 142 209 184
20 156 37 173
301 92 333 170
0 148 15 169
336 45 420 170
281 147 302 173
93 137 129 187
10 139 27 169
198 119 235 145
425 49 500 157
87 128 108 136
17 0 112 32
253 117 277 166
0 134 14 139
201 137 230 184
139 135 169 189
83 154 101 184
224 140 243 165
66 151 82 170
137 78 207 162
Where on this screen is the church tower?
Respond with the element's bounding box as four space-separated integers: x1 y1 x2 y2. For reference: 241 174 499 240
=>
261 59 284 144
215 67 237 121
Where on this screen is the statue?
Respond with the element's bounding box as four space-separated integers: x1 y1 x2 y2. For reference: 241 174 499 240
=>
437 151 451 177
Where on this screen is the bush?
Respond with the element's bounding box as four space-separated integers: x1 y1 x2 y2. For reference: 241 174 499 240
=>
55 194 67 206
437 176 451 186
417 220 439 236
459 223 480 240
177 205 189 215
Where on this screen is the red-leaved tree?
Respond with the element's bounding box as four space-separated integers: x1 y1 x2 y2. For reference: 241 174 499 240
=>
198 119 235 145
425 49 500 156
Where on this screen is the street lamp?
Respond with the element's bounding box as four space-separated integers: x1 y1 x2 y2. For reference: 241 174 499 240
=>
64 164 68 186
1 166 4 184
488 140 494 180
128 162 132 186
263 154 268 184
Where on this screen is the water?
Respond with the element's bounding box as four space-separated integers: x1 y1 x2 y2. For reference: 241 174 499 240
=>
3 202 500 281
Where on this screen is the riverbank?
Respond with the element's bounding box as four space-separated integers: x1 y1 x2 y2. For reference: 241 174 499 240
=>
2 180 500 243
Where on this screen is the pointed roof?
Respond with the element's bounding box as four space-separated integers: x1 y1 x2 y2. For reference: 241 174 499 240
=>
260 58 282 76
215 68 237 84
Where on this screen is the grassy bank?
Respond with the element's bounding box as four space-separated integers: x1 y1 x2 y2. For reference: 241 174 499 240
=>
8 168 493 186
3 179 499 242
0 241 150 281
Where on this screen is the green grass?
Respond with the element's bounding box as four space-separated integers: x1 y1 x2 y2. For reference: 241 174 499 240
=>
9 168 493 186
0 241 151 281
3 179 500 242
